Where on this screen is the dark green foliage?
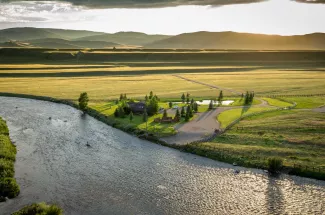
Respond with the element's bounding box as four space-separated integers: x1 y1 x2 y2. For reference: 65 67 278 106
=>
169 102 173 108
143 108 148 122
0 177 20 198
209 100 214 109
186 93 190 104
175 109 180 119
163 109 168 118
129 111 133 122
191 98 194 105
146 96 159 116
187 105 193 117
145 95 148 101
193 102 198 112
181 106 185 117
244 91 255 105
185 112 190 122
267 157 283 173
149 91 153 99
218 90 224 105
181 93 185 103
78 92 89 112
12 202 63 215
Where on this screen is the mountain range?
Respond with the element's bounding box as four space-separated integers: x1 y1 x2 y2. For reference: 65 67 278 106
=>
1 27 325 50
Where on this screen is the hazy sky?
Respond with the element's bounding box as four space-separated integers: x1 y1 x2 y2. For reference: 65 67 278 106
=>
0 0 325 35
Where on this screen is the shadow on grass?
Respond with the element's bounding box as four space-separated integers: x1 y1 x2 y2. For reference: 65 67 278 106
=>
241 103 252 116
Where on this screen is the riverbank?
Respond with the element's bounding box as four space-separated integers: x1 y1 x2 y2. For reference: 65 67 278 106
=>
0 93 324 181
0 116 20 201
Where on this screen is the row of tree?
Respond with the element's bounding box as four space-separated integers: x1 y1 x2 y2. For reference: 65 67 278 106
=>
244 91 255 105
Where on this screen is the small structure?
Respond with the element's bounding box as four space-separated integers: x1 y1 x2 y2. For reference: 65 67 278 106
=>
154 116 180 123
128 102 146 114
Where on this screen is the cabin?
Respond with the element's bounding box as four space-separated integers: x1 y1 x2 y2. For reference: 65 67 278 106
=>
128 102 146 114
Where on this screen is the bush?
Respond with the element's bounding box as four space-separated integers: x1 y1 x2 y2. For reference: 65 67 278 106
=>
0 177 20 198
12 202 63 215
267 157 283 173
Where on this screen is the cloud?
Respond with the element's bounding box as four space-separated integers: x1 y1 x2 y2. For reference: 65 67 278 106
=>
294 0 325 3
0 1 85 22
1 0 268 8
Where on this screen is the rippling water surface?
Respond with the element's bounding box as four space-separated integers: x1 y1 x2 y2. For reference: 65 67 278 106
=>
0 97 324 215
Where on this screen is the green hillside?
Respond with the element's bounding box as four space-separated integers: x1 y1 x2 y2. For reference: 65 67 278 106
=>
75 32 171 46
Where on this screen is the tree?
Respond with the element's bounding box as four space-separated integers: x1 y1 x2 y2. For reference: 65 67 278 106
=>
120 94 124 101
145 95 148 101
129 111 133 122
169 102 173 109
186 105 193 118
175 108 180 119
147 97 159 116
143 108 148 122
149 91 154 99
118 106 125 118
185 111 190 122
163 109 168 118
209 100 214 110
241 93 244 99
191 98 194 105
181 93 186 103
78 92 89 112
218 90 224 105
193 102 198 112
185 93 190 104
181 106 185 117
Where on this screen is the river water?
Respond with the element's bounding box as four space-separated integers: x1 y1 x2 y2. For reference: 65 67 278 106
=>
0 97 324 215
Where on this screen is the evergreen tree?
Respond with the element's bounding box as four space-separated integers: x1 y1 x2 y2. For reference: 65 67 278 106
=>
186 93 190 104
78 92 89 113
218 90 224 105
181 106 185 117
193 102 198 112
149 91 153 99
129 111 133 122
185 111 190 122
120 94 124 101
191 98 194 105
118 106 125 118
163 109 168 118
169 102 173 108
209 100 214 110
241 93 244 99
187 105 193 118
145 95 148 101
181 93 186 103
175 108 181 119
147 97 159 115
143 108 148 122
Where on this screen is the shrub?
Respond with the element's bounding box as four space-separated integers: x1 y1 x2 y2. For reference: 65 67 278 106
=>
0 177 20 198
267 157 283 173
12 202 63 215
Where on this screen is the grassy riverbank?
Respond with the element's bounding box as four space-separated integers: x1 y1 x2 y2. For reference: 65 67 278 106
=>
12 202 63 215
0 117 20 200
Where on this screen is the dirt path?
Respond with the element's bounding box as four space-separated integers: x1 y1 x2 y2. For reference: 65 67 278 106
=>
162 107 233 145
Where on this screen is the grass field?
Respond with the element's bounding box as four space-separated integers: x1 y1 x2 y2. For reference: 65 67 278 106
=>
184 109 325 179
217 107 276 128
282 97 325 109
263 97 293 107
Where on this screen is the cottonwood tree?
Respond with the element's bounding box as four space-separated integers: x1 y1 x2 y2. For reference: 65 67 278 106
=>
78 92 89 113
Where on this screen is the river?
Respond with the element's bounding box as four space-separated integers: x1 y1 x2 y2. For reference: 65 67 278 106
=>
0 97 324 215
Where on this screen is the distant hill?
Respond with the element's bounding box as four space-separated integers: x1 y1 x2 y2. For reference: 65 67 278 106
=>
0 28 104 41
145 31 325 50
75 32 171 46
24 38 120 49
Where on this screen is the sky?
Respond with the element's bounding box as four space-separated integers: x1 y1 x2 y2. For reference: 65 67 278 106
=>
0 0 325 35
